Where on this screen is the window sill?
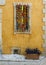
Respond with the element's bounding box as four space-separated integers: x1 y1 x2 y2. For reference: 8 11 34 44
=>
14 32 31 34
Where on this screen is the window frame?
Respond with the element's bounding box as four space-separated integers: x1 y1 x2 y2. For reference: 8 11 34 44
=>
13 2 32 34
11 47 21 54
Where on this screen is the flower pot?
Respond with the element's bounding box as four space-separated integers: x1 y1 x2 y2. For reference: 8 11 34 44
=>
25 54 39 59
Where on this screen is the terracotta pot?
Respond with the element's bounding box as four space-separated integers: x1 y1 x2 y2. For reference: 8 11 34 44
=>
25 54 39 59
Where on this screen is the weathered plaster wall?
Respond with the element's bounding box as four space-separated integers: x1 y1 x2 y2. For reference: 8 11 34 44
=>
1 0 44 54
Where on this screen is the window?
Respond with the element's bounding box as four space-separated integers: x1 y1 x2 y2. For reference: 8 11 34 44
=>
12 47 20 54
14 3 32 33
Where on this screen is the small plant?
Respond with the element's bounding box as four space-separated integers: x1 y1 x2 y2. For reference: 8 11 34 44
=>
25 48 41 55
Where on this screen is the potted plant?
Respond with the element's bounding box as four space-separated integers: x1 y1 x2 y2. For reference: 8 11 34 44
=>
25 48 41 59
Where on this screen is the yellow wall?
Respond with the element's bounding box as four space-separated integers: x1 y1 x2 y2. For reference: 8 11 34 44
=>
1 0 44 54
